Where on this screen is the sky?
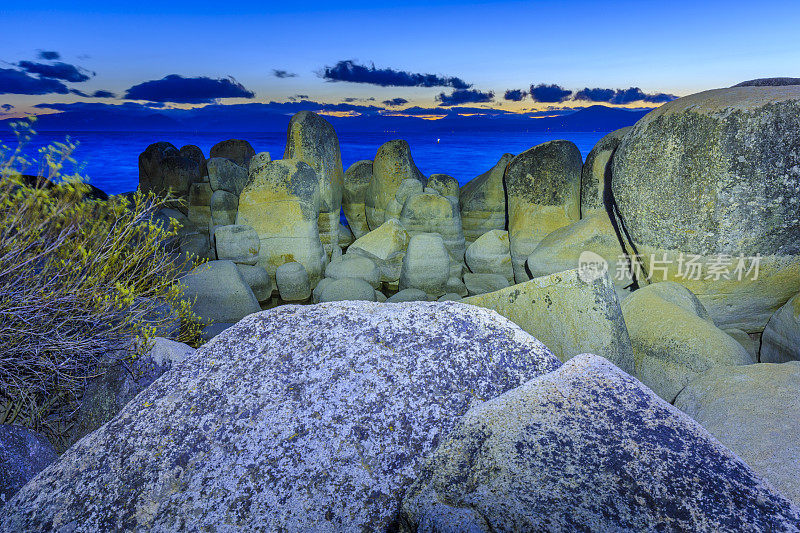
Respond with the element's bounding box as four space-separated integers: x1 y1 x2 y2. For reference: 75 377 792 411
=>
1 0 799 121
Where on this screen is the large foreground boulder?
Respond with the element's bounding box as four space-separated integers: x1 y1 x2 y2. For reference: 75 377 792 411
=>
400 354 800 531
0 302 560 531
0 425 58 505
622 281 752 402
459 154 513 243
284 111 344 258
612 86 800 331
464 269 634 374
675 361 800 505
505 141 582 282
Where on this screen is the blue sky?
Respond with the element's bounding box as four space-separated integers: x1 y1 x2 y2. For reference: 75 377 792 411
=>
1 0 799 118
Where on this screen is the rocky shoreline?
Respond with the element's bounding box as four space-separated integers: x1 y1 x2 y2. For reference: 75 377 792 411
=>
1 82 800 531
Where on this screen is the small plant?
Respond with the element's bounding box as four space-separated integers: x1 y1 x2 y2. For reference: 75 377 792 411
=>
0 119 203 445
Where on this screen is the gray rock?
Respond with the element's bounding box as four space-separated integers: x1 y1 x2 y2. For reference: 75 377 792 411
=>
401 353 800 532
139 142 201 200
179 144 207 178
0 425 58 505
622 281 752 402
207 157 249 196
210 138 255 167
761 292 800 363
311 277 333 304
343 160 373 239
283 111 344 258
734 77 800 87
181 260 261 325
236 264 273 302
723 328 759 362
0 302 561 531
179 231 214 261
580 126 631 216
464 269 635 374
459 154 513 243
675 361 800 505
325 254 381 289
463 272 510 296
399 191 466 279
386 288 429 303
338 223 354 248
505 141 582 282
399 233 450 298
374 289 387 302
213 224 259 265
275 261 311 301
437 293 462 302
187 182 213 227
318 277 376 302
247 151 272 176
69 338 195 446
612 86 800 331
209 189 238 227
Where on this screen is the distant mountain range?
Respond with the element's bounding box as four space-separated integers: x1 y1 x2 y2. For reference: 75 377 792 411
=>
3 103 650 134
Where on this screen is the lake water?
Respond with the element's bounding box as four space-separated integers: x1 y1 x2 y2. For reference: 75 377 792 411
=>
0 130 608 195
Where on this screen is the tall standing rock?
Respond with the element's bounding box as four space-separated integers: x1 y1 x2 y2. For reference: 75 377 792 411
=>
179 144 207 178
399 233 450 298
283 111 344 259
0 302 560 531
612 86 800 331
459 153 513 244
365 140 426 230
236 159 325 286
342 160 373 239
580 126 630 217
210 139 255 167
505 141 582 282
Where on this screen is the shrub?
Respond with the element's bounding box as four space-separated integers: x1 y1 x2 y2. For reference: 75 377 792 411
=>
0 119 203 445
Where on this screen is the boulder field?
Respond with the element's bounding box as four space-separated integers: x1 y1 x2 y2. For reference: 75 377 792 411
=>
12 83 795 527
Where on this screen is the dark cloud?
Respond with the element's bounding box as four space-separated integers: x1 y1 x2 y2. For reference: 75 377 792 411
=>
504 89 527 101
1 104 13 111
321 60 471 89
37 50 61 60
530 83 572 103
273 69 297 78
92 90 116 98
17 61 93 83
382 97 408 107
436 89 494 106
0 68 69 95
574 86 677 104
288 94 310 101
124 74 255 103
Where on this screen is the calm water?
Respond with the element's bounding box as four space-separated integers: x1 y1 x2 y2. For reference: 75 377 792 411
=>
0 130 608 195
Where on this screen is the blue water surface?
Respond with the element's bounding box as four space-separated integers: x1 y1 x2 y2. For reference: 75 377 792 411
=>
0 130 608 195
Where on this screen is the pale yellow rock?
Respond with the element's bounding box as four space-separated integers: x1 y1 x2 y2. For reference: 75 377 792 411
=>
463 269 634 374
621 282 753 402
399 233 450 298
385 179 424 221
365 140 426 230
760 292 800 362
460 153 513 244
347 218 409 285
236 159 326 286
399 191 466 278
284 111 344 258
505 141 581 283
465 229 513 284
526 211 638 301
580 127 631 217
